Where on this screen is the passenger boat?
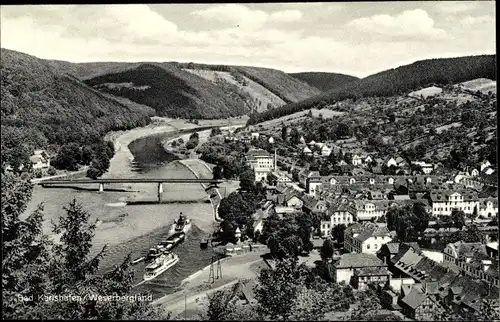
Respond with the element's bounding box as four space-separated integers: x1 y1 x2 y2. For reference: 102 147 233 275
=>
145 247 162 262
131 257 145 265
143 253 179 281
173 213 191 233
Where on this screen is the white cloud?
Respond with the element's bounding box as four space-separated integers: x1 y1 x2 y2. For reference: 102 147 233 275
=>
437 1 478 13
348 9 446 39
269 10 303 23
0 4 495 78
191 4 303 30
191 4 268 30
461 15 494 25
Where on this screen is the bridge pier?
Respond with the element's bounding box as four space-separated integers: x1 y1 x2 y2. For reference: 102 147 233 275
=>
99 183 104 193
158 182 163 203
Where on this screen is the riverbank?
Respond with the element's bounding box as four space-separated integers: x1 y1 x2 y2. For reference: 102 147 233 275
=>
153 251 268 319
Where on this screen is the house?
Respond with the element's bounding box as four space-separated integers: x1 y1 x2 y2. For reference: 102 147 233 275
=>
399 282 445 320
250 132 260 140
478 198 498 218
471 168 480 177
344 222 392 254
377 242 421 266
386 157 398 168
364 155 373 164
486 242 498 260
333 253 390 288
352 154 363 166
411 161 435 174
320 145 332 156
303 146 312 156
380 289 402 311
320 198 356 237
308 140 316 146
480 160 492 172
299 136 305 144
483 167 495 175
30 149 50 169
443 241 499 287
302 195 328 214
429 190 479 217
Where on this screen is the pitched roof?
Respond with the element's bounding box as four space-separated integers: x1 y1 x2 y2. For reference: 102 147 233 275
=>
401 284 428 309
354 266 392 276
335 253 385 269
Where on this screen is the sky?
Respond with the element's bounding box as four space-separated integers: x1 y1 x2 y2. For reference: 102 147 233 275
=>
0 2 495 78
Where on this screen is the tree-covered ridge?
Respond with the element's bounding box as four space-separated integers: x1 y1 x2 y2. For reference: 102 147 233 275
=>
84 63 254 119
248 54 496 124
1 49 153 172
289 72 360 92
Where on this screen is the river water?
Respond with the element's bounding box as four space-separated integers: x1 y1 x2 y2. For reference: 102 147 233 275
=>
27 129 218 300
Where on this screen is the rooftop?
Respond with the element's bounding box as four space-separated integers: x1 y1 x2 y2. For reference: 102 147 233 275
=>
335 253 386 269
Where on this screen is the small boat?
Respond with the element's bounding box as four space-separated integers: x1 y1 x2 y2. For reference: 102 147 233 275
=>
131 257 145 265
143 253 179 281
200 238 208 249
173 213 191 233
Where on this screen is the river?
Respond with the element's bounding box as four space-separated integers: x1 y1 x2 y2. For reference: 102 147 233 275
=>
25 123 229 300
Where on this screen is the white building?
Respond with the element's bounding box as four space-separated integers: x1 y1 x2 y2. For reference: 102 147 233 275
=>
320 198 356 237
251 132 260 140
321 145 332 156
480 160 492 172
246 148 276 182
344 222 393 255
429 190 479 217
303 146 312 156
352 154 363 166
386 157 398 168
411 161 435 174
333 253 390 287
478 198 498 218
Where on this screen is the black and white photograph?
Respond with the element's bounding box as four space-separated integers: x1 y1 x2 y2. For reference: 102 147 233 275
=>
1 2 498 320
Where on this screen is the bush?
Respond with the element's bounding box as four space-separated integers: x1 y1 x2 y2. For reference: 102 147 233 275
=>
34 169 43 178
47 166 57 176
86 167 102 179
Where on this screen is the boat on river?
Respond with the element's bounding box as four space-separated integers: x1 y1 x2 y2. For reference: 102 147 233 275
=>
173 213 191 233
143 252 179 281
159 232 185 251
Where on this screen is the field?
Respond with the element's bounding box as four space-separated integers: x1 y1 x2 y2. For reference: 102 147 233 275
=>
459 78 496 94
408 86 443 99
256 108 346 129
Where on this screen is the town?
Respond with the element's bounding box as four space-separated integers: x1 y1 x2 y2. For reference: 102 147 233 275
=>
192 96 498 320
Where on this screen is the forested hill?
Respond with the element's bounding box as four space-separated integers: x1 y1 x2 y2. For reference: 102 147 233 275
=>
1 48 154 170
288 72 360 92
248 54 497 125
46 60 321 119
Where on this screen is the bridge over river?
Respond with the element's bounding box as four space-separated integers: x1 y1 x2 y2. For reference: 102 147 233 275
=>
35 178 225 203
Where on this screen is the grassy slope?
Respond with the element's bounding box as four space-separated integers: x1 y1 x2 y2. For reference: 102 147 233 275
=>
288 72 360 92
235 66 321 103
248 55 497 124
182 69 285 112
1 48 154 153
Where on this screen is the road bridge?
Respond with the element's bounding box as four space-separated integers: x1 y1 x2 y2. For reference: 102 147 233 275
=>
36 178 225 203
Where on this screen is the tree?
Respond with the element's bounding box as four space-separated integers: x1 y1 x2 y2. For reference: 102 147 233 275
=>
320 238 335 260
331 224 346 245
212 165 223 180
52 143 81 171
254 257 312 320
239 166 255 192
86 167 102 180
47 166 57 176
290 128 300 145
210 127 222 137
468 205 479 224
281 125 288 141
81 146 94 166
451 209 466 230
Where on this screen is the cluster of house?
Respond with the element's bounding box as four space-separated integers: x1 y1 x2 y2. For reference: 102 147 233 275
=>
324 224 499 320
